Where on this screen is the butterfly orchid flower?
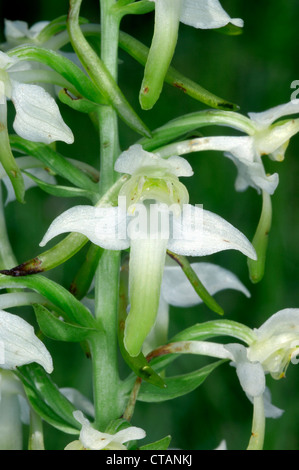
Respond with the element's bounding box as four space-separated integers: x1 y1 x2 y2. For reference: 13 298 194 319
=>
40 144 256 357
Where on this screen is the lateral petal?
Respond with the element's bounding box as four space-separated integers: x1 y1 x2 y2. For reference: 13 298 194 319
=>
180 0 244 29
168 204 257 259
40 205 129 250
11 81 74 144
0 309 53 373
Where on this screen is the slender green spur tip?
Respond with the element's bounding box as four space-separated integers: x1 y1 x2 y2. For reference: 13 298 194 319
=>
247 191 272 284
139 0 181 110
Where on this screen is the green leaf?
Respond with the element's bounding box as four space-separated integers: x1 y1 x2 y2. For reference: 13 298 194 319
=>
58 88 100 114
0 273 97 329
10 135 99 197
16 364 80 435
34 304 96 342
67 0 151 138
113 0 155 17
137 360 225 402
8 45 105 105
140 435 172 451
36 15 89 44
23 170 97 202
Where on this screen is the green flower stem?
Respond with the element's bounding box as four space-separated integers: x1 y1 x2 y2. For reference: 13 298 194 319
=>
71 0 124 429
247 191 272 284
247 394 265 450
139 0 182 110
67 0 151 138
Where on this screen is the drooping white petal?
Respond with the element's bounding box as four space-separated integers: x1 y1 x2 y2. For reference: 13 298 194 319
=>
115 144 193 177
225 343 266 397
224 151 279 195
11 81 74 144
168 204 257 260
40 205 130 251
161 262 250 307
247 387 284 419
72 411 145 450
180 0 244 29
248 101 299 128
0 310 53 373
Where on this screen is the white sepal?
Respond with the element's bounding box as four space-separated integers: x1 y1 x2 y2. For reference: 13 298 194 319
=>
0 310 53 373
40 205 130 250
11 81 74 144
180 0 244 29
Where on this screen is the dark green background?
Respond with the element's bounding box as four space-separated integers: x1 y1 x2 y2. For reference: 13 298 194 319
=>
1 0 299 450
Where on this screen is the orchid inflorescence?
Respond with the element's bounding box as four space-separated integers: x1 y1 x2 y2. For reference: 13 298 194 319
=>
0 0 298 451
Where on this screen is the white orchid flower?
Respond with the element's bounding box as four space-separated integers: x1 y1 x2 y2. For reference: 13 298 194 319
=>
246 308 299 380
0 308 53 373
142 261 250 355
0 51 74 145
159 101 299 195
64 410 146 450
140 0 243 109
162 308 299 449
40 144 256 357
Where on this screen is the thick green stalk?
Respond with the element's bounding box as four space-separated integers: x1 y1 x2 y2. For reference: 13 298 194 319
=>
78 0 122 429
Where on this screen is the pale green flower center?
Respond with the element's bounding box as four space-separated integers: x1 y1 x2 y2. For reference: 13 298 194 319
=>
119 170 189 212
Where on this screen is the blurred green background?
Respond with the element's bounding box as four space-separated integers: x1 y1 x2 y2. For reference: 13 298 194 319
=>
1 0 299 450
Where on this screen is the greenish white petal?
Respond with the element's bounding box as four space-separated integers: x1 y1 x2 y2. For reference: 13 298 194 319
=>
11 81 74 144
67 411 146 450
180 0 244 29
40 205 129 250
115 144 193 177
161 262 250 307
168 204 257 259
0 310 53 373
